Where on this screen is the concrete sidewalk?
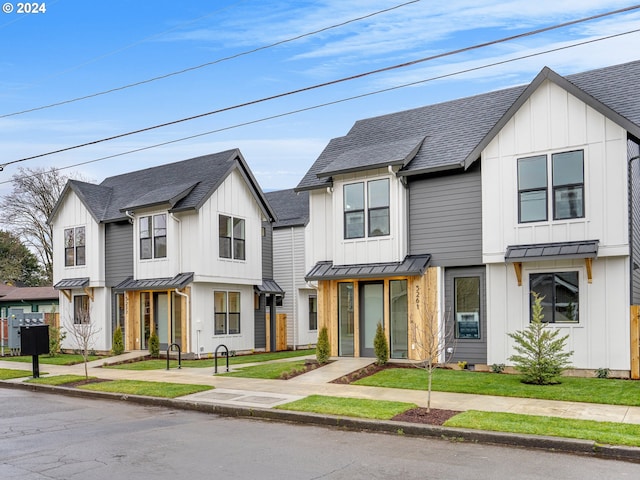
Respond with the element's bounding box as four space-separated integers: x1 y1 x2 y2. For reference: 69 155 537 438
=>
2 354 639 425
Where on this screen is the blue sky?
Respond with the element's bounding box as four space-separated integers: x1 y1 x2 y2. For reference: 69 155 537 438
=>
1 0 640 195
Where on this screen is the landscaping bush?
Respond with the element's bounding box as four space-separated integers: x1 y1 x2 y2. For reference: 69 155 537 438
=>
48 326 65 357
148 332 160 358
112 326 124 356
508 292 573 385
373 322 388 366
316 326 330 364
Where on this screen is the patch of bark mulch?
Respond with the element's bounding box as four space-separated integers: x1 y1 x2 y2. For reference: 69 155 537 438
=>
280 359 327 380
392 407 461 426
331 362 412 384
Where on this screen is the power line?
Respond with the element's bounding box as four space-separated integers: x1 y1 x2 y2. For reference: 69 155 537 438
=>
2 25 637 185
1 0 421 118
1 4 639 170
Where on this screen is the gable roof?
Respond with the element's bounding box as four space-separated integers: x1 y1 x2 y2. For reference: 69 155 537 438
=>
50 150 275 224
297 60 640 191
264 189 309 228
0 286 58 302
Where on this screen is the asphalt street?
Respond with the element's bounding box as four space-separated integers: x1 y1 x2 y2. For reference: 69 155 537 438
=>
1 388 638 479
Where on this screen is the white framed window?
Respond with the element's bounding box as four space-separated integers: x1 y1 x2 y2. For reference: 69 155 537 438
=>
64 226 86 267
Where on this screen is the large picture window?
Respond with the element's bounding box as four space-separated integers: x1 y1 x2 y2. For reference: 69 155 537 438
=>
64 226 86 267
140 214 167 260
219 215 246 260
529 272 579 323
517 150 584 223
214 291 241 335
344 179 390 239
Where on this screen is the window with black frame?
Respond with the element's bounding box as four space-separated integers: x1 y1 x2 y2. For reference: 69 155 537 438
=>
529 272 579 323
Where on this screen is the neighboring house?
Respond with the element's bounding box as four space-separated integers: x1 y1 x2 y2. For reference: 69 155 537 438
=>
49 150 278 356
0 286 59 319
265 189 317 349
297 59 640 376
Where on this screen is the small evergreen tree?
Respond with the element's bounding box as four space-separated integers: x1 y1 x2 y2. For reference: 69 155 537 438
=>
508 292 573 385
148 332 160 358
112 325 124 356
373 322 388 366
316 326 330 364
48 326 65 357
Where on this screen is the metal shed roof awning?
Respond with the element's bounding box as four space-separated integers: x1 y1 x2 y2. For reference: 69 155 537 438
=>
255 279 284 295
505 240 599 286
54 277 92 302
305 254 431 281
114 272 194 292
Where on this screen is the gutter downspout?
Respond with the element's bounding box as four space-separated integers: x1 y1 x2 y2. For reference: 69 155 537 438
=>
169 212 182 273
291 227 297 350
174 288 192 358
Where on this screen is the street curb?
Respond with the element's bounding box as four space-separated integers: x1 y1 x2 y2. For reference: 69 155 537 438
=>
2 380 639 463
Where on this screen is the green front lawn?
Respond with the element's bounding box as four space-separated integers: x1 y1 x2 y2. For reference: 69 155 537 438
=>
2 354 106 365
445 410 640 447
107 349 315 371
221 360 308 379
27 375 92 385
78 380 212 398
276 395 417 420
354 367 640 406
0 368 33 380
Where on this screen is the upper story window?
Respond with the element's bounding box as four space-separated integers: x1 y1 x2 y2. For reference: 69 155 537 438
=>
140 214 167 260
344 179 390 239
517 150 584 223
219 215 245 260
64 226 85 267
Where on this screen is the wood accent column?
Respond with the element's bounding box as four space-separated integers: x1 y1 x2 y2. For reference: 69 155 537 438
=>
631 305 640 379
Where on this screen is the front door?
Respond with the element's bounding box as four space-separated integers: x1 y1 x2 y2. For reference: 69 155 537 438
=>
359 282 383 357
154 292 169 350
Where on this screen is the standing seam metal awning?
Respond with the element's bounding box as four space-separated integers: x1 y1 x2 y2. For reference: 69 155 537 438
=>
305 254 431 281
53 277 90 289
113 272 194 292
255 279 284 295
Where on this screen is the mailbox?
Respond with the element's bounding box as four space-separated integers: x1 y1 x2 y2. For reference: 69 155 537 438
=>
20 325 49 356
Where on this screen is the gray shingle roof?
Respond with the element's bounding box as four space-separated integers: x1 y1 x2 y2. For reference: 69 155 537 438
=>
305 254 431 281
51 150 275 224
0 286 58 301
264 189 309 228
505 240 599 262
297 60 640 191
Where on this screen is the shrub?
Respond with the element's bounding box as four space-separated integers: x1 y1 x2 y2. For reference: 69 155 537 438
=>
508 292 573 385
316 326 330 364
48 326 66 357
595 367 610 379
112 326 124 356
491 363 506 374
373 322 389 366
148 332 160 358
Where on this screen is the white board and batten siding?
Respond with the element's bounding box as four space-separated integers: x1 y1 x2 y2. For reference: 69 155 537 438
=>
306 189 334 270
482 79 630 370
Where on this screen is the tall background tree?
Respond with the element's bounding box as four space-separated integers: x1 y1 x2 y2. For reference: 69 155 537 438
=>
0 230 45 286
0 167 81 284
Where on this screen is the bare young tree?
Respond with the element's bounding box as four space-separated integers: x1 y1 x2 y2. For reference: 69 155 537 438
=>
0 167 85 283
64 297 101 379
411 282 454 413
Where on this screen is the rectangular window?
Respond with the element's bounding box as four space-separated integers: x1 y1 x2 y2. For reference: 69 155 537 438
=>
454 277 481 339
344 183 365 239
552 151 584 220
140 215 166 260
529 272 579 323
219 215 246 260
214 291 241 335
518 155 547 223
338 282 354 356
73 295 90 324
140 216 152 260
308 296 318 331
64 226 86 267
368 179 390 237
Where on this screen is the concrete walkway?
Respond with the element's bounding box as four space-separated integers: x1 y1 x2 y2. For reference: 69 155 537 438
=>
2 354 640 424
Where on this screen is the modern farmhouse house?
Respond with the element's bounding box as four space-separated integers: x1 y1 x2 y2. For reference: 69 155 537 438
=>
49 150 279 356
298 60 640 377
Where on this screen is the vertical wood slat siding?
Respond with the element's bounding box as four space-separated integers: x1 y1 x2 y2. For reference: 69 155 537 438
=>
444 266 487 365
629 140 640 304
105 222 133 287
409 164 482 266
631 305 640 379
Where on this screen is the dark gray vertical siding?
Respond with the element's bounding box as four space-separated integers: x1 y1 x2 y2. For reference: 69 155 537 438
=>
255 221 273 349
262 221 273 279
254 294 266 349
408 163 483 266
105 222 133 287
444 266 487 365
629 139 640 304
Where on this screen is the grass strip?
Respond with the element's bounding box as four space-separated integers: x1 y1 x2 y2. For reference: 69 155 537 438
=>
2 354 106 365
221 360 308 379
0 368 33 380
77 379 213 398
107 349 315 370
276 394 417 420
354 368 640 406
27 375 91 385
445 410 640 447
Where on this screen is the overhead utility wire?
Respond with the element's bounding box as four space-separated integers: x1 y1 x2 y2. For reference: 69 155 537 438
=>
1 4 639 170
3 25 637 185
1 0 421 118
